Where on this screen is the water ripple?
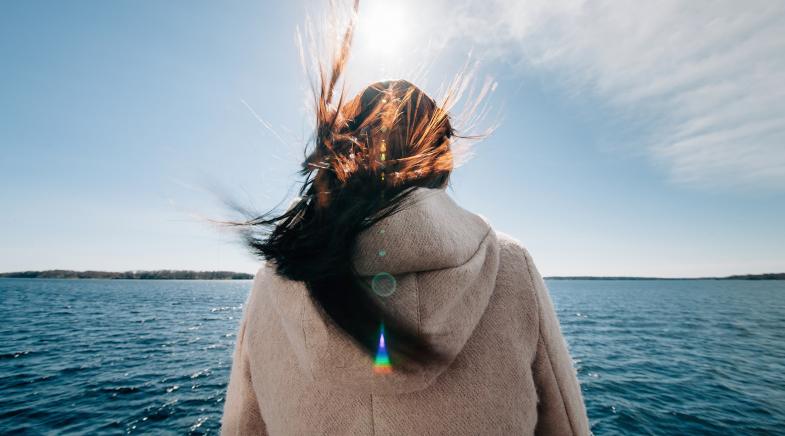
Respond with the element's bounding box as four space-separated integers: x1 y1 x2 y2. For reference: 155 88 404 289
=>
550 279 785 435
1 278 784 434
0 279 248 434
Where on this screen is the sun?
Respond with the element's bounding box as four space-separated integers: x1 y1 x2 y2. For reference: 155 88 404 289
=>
355 1 408 59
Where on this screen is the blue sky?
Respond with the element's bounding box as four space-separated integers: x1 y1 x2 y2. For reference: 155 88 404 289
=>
2 0 784 277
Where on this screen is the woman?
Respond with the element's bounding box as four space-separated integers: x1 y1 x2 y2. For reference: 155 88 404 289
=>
221 5 589 435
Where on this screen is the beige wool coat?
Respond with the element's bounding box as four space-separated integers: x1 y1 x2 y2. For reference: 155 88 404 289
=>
221 186 590 435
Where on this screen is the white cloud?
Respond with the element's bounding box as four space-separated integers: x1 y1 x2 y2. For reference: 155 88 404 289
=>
410 0 785 190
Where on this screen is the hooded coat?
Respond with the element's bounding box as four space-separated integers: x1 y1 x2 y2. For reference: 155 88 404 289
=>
221 186 590 435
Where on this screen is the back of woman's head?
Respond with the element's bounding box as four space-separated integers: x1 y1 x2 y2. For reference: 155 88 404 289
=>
244 80 456 372
307 79 454 208
234 1 493 372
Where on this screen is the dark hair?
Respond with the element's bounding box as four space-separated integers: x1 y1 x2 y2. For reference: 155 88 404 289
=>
232 0 492 372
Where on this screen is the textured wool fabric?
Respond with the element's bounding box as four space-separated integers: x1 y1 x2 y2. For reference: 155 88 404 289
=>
221 187 590 435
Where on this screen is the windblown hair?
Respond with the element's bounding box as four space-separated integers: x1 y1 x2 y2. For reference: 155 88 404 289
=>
233 0 494 372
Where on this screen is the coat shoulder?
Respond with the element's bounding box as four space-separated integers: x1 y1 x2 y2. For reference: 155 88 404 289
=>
492 230 540 338
495 231 544 285
494 231 533 271
244 261 274 317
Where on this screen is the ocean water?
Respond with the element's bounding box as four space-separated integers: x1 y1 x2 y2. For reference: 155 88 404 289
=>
1 278 784 435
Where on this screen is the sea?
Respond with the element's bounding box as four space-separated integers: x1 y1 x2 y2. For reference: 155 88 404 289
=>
1 278 783 435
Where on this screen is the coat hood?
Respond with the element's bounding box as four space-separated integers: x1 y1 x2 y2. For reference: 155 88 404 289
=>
266 186 500 395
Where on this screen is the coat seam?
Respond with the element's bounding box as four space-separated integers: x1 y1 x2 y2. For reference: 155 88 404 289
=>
415 271 426 388
523 249 577 436
299 290 315 378
522 250 542 366
361 221 493 277
415 272 421 337
413 225 494 274
370 393 375 436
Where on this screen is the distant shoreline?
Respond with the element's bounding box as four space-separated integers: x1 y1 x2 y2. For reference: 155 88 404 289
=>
545 273 785 280
0 270 254 280
0 270 782 280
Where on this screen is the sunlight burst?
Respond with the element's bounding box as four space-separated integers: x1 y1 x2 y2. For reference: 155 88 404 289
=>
356 2 408 59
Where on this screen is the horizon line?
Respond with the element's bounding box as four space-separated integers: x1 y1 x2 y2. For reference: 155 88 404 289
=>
1 269 783 281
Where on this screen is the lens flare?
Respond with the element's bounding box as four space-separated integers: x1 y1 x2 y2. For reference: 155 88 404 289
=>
373 323 392 374
371 272 396 297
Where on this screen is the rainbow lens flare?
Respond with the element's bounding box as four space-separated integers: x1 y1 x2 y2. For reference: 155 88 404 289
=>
373 323 392 374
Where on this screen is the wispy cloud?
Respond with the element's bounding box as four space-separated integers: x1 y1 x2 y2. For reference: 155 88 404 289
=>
417 0 785 190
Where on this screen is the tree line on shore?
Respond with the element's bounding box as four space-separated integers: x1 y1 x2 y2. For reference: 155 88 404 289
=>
545 273 785 280
0 270 254 280
1 270 782 280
